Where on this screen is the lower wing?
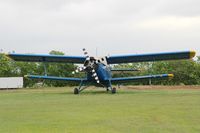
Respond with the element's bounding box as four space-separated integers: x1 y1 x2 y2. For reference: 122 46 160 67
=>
25 75 87 82
111 74 174 83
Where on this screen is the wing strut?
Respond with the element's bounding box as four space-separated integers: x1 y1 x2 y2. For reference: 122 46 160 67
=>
43 63 48 76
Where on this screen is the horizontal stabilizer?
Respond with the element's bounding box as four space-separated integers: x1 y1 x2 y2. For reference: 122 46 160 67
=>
111 74 174 83
107 51 196 64
6 53 86 64
25 75 87 82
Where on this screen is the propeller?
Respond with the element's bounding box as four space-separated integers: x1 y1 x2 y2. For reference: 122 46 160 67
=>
72 48 100 84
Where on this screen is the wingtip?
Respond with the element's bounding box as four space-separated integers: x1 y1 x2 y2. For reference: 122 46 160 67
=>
190 51 196 59
2 53 12 60
168 74 174 78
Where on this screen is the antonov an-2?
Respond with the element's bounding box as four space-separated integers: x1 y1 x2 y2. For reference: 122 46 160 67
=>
6 49 196 94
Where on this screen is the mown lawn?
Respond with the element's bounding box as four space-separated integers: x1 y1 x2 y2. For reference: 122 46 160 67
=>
0 87 200 133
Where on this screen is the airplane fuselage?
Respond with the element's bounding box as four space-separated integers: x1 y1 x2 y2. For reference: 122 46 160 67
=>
87 63 112 87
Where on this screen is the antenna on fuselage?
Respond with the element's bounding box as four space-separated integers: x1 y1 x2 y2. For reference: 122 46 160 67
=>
96 47 98 57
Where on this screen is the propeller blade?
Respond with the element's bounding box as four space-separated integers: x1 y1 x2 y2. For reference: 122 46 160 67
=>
78 67 83 71
86 57 90 61
91 68 100 84
83 48 89 57
92 73 97 77
72 66 86 74
73 49 100 84
95 77 99 80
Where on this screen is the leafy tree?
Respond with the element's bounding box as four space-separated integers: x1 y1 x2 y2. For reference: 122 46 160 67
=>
0 54 14 77
1 52 200 87
0 54 39 87
151 60 200 85
41 50 76 87
113 59 200 85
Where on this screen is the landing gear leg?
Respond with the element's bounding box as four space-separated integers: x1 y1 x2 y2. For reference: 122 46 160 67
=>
74 81 89 95
108 80 116 94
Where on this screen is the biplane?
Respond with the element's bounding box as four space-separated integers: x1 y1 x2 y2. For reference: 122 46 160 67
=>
6 49 196 94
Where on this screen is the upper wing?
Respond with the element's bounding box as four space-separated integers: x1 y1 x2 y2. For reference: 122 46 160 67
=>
6 53 86 64
111 74 173 83
107 51 196 64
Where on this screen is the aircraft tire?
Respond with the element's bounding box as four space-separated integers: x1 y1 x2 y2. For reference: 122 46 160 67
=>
111 87 116 94
74 88 79 94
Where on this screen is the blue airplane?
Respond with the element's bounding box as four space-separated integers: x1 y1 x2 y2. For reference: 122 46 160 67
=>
7 49 196 94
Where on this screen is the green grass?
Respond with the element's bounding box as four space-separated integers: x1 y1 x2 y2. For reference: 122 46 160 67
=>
0 87 200 133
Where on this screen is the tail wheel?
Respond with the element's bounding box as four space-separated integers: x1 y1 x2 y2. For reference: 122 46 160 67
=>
111 87 116 94
74 88 79 94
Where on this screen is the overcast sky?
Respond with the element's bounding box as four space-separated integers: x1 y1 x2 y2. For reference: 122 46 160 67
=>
0 0 200 56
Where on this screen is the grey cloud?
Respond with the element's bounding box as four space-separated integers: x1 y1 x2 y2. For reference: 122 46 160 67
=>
156 0 200 16
0 0 199 56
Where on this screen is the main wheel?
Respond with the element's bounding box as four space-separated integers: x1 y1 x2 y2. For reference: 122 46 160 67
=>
74 88 79 94
111 87 116 94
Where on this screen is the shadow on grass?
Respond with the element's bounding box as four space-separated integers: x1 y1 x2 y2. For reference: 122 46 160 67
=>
27 89 200 98
50 89 156 95
28 87 195 96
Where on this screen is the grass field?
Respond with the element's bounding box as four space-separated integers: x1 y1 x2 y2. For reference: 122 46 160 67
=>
0 86 200 133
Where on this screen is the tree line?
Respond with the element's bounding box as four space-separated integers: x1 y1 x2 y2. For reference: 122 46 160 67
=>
112 57 200 85
0 50 77 87
0 50 199 87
